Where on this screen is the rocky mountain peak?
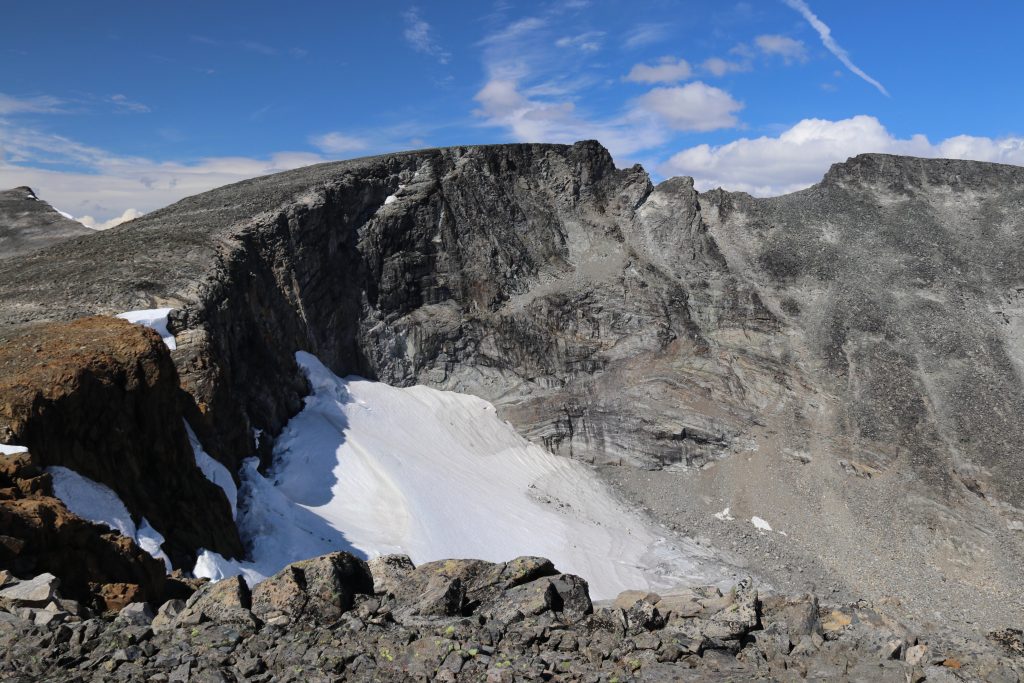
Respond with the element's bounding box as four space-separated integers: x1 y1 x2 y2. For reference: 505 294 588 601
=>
0 185 93 260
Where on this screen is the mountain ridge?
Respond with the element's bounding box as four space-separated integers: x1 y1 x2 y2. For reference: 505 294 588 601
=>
1 141 1023 637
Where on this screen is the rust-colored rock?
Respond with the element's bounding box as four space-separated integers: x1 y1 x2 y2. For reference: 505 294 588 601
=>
0 316 241 568
0 452 165 608
94 582 145 613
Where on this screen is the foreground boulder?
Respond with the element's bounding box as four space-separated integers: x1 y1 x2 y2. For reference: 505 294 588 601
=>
0 552 1021 682
251 551 374 622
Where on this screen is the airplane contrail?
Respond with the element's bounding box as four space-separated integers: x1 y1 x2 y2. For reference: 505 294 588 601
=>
783 0 890 97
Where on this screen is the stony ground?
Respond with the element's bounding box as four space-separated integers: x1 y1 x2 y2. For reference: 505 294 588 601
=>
1 552 1021 682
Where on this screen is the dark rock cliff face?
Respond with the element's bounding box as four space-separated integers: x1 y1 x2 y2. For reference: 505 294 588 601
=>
1 143 1023 628
0 317 242 567
0 186 93 259
0 143 782 472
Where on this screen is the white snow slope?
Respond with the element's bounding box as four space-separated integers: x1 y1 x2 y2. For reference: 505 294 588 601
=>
115 308 176 350
195 352 734 599
185 421 237 519
47 466 172 571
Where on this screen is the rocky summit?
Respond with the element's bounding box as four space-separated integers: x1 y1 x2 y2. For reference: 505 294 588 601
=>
0 186 92 260
1 141 1023 680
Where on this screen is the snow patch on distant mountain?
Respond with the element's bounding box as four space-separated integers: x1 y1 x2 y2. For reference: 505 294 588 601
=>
193 352 735 599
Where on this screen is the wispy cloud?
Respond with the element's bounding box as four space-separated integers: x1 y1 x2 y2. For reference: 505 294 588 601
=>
109 94 150 113
555 31 605 52
622 23 669 49
238 40 279 56
782 0 889 96
309 132 369 154
474 14 744 160
754 34 807 63
189 35 307 59
0 93 65 115
0 120 327 223
701 57 751 77
403 7 451 64
626 57 693 84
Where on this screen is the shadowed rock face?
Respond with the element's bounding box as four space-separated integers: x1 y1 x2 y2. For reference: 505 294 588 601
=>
0 142 1023 626
0 186 93 259
0 317 242 567
0 142 782 473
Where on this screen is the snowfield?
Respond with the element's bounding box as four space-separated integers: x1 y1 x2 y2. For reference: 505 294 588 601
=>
115 308 177 350
195 352 733 599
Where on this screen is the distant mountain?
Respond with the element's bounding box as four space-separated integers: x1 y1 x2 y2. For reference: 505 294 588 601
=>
0 186 93 259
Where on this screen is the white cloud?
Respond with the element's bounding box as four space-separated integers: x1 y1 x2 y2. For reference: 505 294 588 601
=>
109 94 150 114
473 78 667 158
310 132 369 154
77 207 144 230
0 93 65 115
0 121 328 222
403 7 451 64
473 14 669 158
555 31 604 52
701 57 751 77
474 15 744 159
754 34 807 63
659 115 1024 195
783 0 888 96
623 23 669 49
625 57 692 84
632 82 743 132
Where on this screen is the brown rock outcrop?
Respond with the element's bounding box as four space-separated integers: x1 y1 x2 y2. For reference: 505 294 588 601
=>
0 316 241 568
0 452 165 608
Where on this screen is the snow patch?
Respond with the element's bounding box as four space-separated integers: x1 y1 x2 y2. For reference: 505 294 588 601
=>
138 518 173 572
185 422 237 519
196 351 733 598
714 507 735 521
48 466 136 538
382 184 406 206
47 466 172 568
0 444 28 455
751 516 773 532
116 308 177 350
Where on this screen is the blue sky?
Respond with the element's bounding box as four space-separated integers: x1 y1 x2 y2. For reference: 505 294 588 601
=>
2 1 1023 226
